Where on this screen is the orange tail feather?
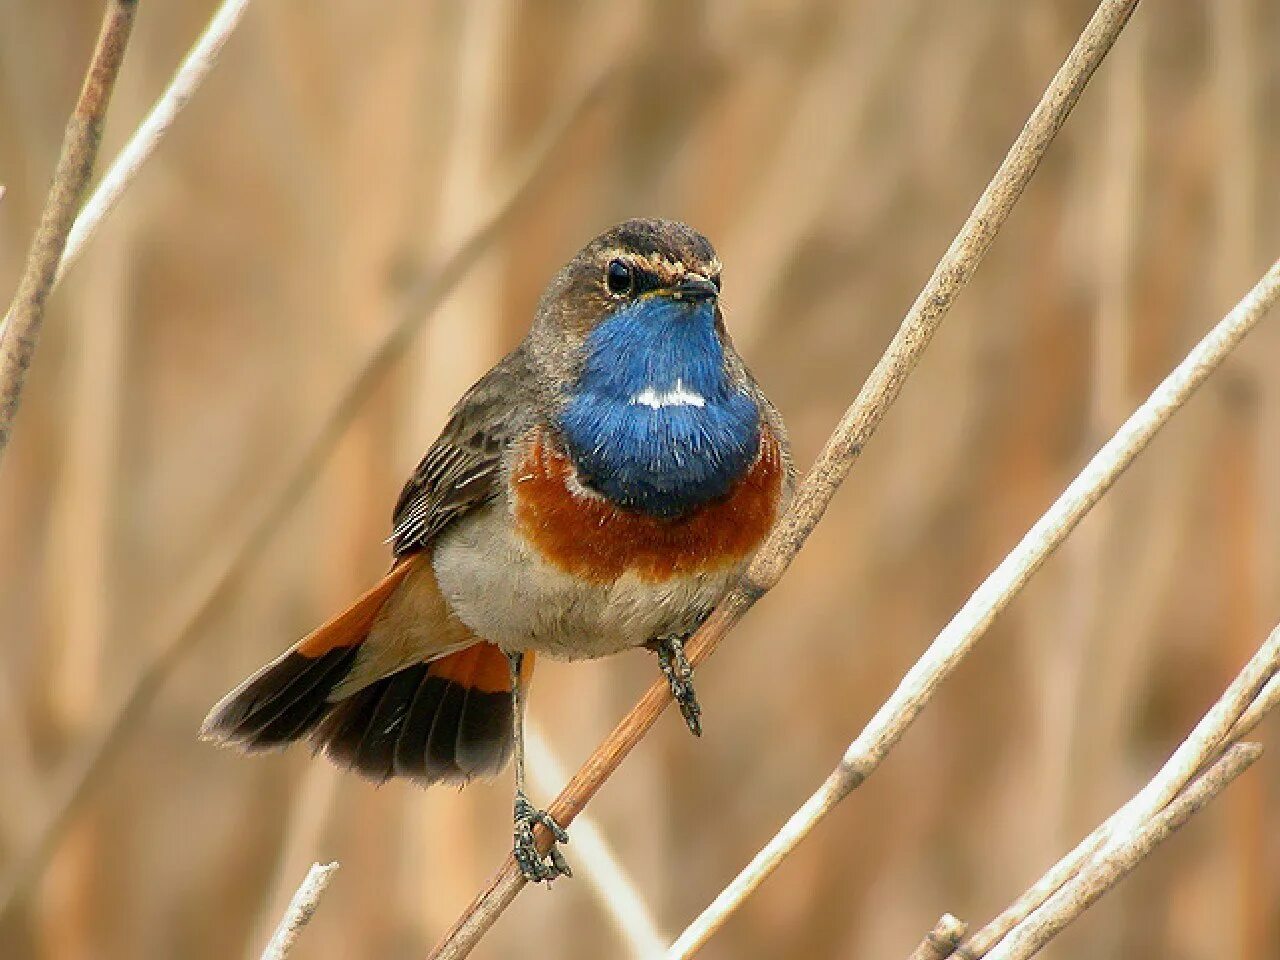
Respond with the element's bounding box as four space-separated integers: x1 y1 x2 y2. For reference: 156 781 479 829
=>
200 558 419 750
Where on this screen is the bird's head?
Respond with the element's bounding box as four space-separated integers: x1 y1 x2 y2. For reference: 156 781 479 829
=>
530 218 725 382
531 219 759 516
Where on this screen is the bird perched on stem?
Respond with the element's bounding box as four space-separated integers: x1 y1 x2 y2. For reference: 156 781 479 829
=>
203 219 792 882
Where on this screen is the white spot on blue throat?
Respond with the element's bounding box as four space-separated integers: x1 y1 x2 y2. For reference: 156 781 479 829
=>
630 379 706 409
559 296 759 517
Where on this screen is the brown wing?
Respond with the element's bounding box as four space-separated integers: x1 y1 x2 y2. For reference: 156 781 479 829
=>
389 348 534 557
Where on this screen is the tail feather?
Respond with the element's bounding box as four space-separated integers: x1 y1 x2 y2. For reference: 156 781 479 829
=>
455 682 514 773
202 553 526 787
423 680 468 783
315 645 527 786
199 559 415 750
200 645 358 749
394 667 448 777
246 647 359 747
316 664 427 781
260 650 360 743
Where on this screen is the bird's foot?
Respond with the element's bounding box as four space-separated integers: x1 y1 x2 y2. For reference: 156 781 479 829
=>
513 791 571 883
653 635 702 737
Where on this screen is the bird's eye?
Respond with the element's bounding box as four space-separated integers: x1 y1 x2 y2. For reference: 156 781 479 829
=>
606 259 634 296
711 273 722 292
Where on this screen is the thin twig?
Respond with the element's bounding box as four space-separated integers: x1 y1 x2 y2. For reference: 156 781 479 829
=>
0 0 138 462
970 623 1280 959
61 0 253 287
930 746 1263 960
670 256 1280 958
425 4 1142 958
527 727 667 959
908 914 970 960
0 0 252 344
986 744 1262 960
958 623 1280 956
246 763 340 960
259 861 339 960
0 63 614 924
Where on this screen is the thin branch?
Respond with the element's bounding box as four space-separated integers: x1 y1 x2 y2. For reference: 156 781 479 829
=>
0 0 251 349
1230 669 1280 740
60 0 253 287
259 861 339 960
927 745 1263 960
527 727 667 959
670 256 1280 958
966 623 1280 959
0 62 614 924
958 624 1280 955
908 915 970 960
986 744 1262 960
245 763 340 959
0 0 138 462
425 3 1142 958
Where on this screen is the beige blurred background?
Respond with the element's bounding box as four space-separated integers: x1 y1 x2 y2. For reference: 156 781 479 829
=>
2 1 1279 958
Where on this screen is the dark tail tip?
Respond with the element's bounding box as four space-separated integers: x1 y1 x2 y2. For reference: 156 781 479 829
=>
313 665 514 787
201 647 358 751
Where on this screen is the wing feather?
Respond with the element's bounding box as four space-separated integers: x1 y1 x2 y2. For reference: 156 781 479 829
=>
390 349 534 556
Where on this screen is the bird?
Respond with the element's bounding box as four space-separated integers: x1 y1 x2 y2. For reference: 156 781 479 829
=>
202 218 793 882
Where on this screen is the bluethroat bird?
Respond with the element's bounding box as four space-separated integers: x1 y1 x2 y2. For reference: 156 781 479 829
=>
202 219 793 882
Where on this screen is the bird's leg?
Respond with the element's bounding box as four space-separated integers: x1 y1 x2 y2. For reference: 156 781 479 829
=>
650 635 702 737
506 650 571 883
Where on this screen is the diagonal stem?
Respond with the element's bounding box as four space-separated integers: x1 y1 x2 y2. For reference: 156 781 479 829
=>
671 259 1280 959
0 0 140 463
425 2 1143 957
0 61 615 925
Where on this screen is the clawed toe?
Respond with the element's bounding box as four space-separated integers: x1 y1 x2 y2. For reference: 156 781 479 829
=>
654 635 703 736
514 792 571 883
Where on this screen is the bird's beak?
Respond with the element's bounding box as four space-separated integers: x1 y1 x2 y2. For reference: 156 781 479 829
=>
669 274 718 304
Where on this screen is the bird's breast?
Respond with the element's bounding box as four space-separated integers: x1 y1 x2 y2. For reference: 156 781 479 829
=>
510 424 784 585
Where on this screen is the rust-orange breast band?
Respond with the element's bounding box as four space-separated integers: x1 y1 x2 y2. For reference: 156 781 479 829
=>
511 426 784 584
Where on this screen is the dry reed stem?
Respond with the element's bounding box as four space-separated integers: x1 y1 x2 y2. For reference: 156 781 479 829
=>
0 0 251 344
0 65 612 924
992 744 1263 960
968 623 1280 958
0 0 138 462
981 737 1262 958
527 727 666 959
259 861 339 960
960 622 1280 955
58 0 254 288
1038 25 1145 954
426 4 1141 958
246 763 340 958
959 622 1280 955
672 257 1280 959
936 745 1263 960
908 915 970 960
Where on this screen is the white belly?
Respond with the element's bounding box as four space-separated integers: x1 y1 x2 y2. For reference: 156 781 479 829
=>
430 505 741 660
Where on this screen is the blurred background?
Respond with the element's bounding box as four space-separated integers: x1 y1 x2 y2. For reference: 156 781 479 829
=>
1 1 1279 958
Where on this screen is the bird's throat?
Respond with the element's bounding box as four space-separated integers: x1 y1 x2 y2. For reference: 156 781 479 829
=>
558 299 760 517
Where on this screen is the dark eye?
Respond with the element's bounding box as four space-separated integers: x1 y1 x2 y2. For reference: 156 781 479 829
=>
606 259 634 296
711 273 722 291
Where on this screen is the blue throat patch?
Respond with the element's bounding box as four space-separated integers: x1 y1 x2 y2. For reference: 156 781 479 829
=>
558 296 760 518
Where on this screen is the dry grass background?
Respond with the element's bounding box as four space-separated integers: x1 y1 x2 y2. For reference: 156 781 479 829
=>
0 1 1278 958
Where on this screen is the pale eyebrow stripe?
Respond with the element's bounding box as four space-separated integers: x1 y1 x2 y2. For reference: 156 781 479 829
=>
597 247 720 280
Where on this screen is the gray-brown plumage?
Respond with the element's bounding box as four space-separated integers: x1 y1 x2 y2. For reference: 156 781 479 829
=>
204 218 791 882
